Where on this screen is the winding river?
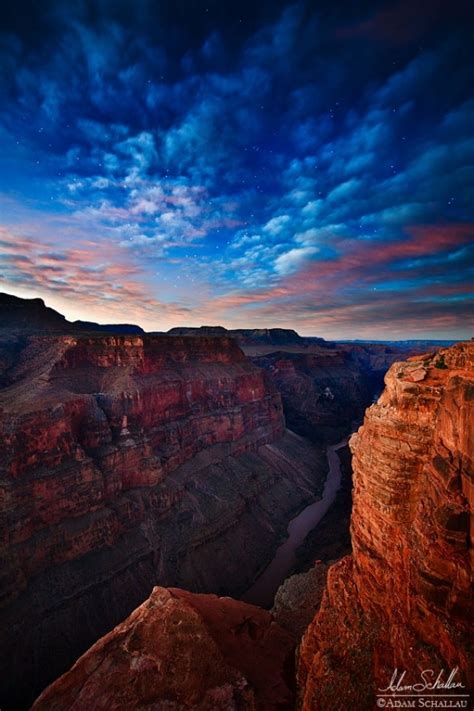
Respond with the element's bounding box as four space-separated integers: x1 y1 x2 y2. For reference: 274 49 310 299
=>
242 435 349 608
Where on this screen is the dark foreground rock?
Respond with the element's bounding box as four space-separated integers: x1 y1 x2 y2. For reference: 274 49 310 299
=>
32 586 295 711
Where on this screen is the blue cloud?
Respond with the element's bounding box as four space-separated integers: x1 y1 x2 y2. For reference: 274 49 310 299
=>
0 0 473 337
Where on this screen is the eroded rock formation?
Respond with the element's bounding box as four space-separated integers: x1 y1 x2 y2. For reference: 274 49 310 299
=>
164 329 390 442
298 342 474 709
249 347 387 443
32 586 295 711
0 332 327 709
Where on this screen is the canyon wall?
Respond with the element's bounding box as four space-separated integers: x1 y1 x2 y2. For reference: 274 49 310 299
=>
25 344 472 710
298 342 474 709
127 321 421 446
249 344 403 443
0 332 327 709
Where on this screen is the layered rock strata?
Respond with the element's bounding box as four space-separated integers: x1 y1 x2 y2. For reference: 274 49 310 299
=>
250 349 375 442
0 333 327 709
298 343 474 709
167 326 326 348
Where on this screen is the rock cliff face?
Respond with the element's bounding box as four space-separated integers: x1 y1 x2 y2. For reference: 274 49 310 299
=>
298 342 474 709
164 328 422 445
164 330 375 444
0 333 328 709
32 586 295 711
249 348 384 443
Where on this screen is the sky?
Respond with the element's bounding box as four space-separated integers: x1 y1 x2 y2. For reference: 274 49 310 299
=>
0 0 473 339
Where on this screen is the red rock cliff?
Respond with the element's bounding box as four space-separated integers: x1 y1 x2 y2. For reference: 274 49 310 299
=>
0 333 328 709
298 342 474 709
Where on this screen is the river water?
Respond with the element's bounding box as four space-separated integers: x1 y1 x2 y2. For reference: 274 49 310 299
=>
241 436 349 608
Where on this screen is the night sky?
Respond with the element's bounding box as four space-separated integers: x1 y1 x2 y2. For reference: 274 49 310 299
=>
1 0 473 338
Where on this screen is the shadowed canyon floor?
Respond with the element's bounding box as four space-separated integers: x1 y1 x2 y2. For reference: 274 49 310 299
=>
242 437 348 608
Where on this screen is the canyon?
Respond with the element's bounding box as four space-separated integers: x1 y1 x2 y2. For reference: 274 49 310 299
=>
242 437 348 608
29 341 473 710
0 294 470 709
0 327 328 709
167 324 412 443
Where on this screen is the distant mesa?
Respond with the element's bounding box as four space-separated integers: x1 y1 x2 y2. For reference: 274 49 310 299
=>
231 328 313 346
166 325 229 337
166 325 327 347
72 320 144 334
1 293 325 344
0 292 68 330
0 292 144 334
0 292 461 350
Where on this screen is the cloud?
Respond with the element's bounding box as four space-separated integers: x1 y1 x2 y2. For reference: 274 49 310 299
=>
274 246 319 275
327 178 363 202
263 215 291 235
376 51 439 104
0 0 472 337
230 233 262 250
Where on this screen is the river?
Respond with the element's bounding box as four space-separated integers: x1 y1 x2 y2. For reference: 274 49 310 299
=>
241 435 349 608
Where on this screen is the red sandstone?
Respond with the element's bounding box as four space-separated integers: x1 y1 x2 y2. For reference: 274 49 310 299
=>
298 342 474 709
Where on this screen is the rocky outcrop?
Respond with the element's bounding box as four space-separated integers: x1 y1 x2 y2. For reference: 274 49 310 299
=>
271 562 330 640
32 586 295 710
298 342 474 709
0 333 328 709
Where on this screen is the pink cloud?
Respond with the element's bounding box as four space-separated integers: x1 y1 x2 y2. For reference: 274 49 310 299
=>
0 226 192 328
